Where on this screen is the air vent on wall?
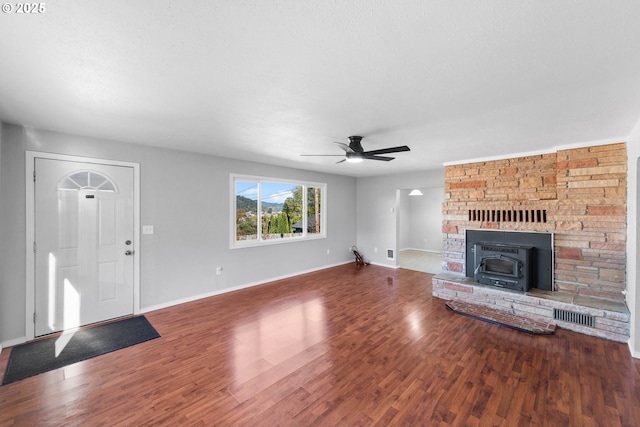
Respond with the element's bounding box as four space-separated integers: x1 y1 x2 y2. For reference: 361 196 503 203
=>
468 209 547 223
553 308 595 328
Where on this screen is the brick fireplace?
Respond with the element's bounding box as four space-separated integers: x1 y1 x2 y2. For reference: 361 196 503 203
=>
432 143 630 341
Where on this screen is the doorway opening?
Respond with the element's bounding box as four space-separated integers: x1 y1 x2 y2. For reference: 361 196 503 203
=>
397 187 444 274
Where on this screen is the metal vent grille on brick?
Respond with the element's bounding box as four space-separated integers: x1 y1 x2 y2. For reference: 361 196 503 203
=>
468 209 547 223
553 308 595 328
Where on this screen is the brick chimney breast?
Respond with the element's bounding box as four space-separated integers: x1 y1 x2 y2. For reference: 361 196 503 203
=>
441 143 627 301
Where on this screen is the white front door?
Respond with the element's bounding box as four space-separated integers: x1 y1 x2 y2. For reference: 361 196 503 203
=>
34 158 134 336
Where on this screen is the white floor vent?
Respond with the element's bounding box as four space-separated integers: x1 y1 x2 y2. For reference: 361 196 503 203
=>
553 308 594 328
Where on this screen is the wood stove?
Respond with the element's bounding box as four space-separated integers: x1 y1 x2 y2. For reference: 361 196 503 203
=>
473 242 533 292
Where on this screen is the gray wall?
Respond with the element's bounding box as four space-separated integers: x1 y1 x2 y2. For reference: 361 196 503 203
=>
0 123 357 345
398 190 411 250
356 169 444 267
0 125 26 344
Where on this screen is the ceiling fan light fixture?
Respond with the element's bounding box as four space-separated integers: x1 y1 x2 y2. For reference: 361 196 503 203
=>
409 189 423 196
301 136 410 164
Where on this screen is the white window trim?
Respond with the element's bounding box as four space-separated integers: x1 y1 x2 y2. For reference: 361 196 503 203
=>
230 173 327 249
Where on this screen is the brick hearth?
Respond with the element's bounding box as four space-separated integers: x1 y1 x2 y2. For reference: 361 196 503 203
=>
434 273 629 342
445 299 557 335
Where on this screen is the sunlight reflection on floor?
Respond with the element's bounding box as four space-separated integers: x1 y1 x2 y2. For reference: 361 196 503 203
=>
54 279 81 357
232 298 327 384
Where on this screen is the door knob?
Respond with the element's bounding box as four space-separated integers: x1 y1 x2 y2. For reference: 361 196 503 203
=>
125 250 134 256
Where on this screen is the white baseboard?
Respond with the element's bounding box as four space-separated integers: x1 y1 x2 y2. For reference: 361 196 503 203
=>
141 261 353 315
2 261 388 347
369 261 399 269
400 248 441 254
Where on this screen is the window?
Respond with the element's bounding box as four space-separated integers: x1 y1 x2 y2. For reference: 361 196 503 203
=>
231 175 326 247
58 171 117 192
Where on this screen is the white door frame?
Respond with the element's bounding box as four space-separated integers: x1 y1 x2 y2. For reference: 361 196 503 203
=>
25 151 141 340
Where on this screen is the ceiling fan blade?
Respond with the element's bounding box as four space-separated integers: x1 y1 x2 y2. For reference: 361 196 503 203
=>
303 138 408 163
363 155 395 161
334 142 355 153
362 145 411 156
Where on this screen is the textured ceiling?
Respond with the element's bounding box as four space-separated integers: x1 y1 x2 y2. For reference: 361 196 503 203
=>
1 1 640 177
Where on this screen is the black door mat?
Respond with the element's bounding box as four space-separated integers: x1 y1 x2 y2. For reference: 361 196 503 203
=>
2 315 160 385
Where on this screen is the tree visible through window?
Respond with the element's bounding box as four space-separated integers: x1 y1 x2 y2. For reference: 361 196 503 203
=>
307 186 321 235
232 176 326 247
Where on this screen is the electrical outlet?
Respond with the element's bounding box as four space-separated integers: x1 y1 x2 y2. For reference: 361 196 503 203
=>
216 266 223 275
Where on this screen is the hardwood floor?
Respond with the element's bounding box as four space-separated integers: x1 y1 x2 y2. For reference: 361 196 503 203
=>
1 264 640 426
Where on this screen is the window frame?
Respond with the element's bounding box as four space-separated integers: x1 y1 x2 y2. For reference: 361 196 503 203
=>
230 174 327 249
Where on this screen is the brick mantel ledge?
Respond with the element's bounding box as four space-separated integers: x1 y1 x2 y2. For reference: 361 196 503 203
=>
432 273 630 342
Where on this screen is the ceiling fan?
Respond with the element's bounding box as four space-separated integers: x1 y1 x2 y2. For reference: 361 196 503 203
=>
301 136 410 164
